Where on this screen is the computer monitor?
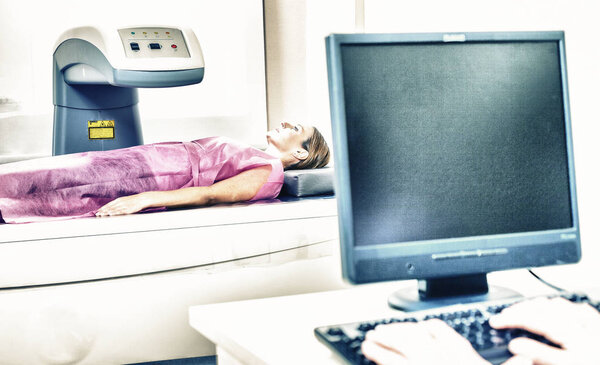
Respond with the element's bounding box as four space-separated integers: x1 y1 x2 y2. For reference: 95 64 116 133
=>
325 31 581 311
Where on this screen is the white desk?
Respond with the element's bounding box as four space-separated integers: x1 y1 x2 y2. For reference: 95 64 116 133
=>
189 268 596 365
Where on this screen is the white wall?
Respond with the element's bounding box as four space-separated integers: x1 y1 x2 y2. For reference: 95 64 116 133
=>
0 0 267 155
264 0 356 143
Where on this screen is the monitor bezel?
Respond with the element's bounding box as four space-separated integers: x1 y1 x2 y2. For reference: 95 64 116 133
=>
326 31 581 284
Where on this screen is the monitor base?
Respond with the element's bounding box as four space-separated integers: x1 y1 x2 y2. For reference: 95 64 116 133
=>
388 274 522 312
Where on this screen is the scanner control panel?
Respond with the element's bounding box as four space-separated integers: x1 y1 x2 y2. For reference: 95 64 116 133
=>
118 27 190 58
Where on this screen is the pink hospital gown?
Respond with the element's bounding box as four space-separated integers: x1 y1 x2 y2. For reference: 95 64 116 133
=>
0 137 283 224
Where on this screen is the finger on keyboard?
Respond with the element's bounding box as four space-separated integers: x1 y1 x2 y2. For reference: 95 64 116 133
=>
508 337 566 365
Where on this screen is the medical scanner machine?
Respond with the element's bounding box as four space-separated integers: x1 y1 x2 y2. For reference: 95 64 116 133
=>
0 25 339 365
53 25 205 155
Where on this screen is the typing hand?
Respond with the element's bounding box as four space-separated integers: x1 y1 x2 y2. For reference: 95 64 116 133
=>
490 296 600 365
361 319 491 365
95 193 151 217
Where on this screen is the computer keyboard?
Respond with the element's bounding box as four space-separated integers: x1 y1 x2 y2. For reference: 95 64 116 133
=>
314 293 600 365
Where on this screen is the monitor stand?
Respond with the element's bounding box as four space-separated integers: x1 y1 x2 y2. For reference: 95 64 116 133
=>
388 273 521 312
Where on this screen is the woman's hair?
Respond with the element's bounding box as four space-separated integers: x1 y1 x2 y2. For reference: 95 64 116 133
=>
290 126 330 170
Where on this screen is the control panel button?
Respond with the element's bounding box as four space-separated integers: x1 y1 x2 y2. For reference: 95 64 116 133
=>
118 27 190 58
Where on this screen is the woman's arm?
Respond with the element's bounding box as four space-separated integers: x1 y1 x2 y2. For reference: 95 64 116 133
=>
96 165 272 217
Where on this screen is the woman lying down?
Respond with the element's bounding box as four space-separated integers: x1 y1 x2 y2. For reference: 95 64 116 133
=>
0 123 330 224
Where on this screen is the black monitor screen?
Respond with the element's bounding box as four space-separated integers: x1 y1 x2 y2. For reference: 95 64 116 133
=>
340 41 573 247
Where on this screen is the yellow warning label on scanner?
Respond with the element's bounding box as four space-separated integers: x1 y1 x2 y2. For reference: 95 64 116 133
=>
88 120 115 140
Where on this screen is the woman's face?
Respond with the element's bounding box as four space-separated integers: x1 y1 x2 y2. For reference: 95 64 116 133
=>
267 122 314 153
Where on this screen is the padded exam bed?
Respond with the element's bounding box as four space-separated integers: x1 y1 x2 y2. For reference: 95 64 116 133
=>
0 168 341 364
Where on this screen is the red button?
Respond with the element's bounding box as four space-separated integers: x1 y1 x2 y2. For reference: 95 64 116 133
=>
171 44 177 49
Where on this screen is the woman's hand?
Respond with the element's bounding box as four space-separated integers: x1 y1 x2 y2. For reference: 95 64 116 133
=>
96 193 153 217
362 319 491 365
489 297 600 365
361 297 600 365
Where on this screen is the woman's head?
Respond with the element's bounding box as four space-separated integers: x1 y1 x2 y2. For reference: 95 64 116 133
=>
266 122 330 170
